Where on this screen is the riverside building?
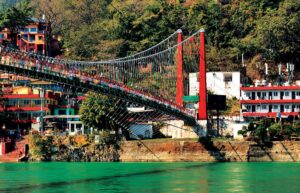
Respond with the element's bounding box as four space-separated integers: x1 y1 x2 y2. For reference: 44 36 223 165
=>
240 81 300 119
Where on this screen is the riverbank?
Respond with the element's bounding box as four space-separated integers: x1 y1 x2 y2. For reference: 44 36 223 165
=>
120 140 300 162
2 136 300 162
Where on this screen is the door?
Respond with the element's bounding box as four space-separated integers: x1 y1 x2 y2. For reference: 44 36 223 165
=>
251 92 255 100
292 92 295 99
280 105 284 112
252 105 255 112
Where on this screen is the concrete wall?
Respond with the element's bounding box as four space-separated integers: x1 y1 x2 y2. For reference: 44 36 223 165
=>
189 72 241 99
120 140 300 162
159 120 200 138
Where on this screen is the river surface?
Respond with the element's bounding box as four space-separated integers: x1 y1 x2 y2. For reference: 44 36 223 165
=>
0 162 299 193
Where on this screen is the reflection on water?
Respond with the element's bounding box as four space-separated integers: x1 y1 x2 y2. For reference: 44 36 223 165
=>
0 162 300 193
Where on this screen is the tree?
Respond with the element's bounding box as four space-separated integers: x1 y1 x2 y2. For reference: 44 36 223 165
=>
0 1 32 47
79 92 118 132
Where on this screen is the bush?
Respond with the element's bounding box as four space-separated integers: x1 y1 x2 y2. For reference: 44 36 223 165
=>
28 133 43 160
72 135 89 147
238 125 248 136
99 130 115 145
28 133 53 161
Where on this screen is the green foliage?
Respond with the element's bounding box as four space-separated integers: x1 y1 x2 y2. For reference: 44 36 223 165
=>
99 130 116 145
238 125 248 136
242 118 300 142
28 0 300 73
79 92 120 131
0 1 32 46
28 133 53 161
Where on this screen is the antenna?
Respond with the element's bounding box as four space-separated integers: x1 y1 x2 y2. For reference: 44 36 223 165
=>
242 53 245 67
278 63 282 75
265 63 268 75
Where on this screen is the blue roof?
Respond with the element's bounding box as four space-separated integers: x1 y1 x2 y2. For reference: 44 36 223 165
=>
30 17 47 23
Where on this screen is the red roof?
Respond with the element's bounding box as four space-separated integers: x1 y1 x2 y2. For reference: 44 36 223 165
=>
241 85 300 91
0 107 49 112
2 94 51 99
243 112 299 117
241 99 300 104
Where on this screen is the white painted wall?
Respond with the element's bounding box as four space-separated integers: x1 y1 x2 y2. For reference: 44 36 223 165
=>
283 91 292 100
68 121 85 136
233 122 249 140
189 72 241 99
284 104 292 112
272 105 280 113
272 91 280 100
159 120 201 138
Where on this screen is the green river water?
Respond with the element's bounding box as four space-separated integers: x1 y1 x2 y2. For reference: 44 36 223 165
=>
0 162 299 193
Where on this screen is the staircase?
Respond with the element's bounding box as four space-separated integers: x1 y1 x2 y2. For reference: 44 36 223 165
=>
0 136 28 162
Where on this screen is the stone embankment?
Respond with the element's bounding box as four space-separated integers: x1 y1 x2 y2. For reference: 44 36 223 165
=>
52 144 120 162
120 140 300 162
24 134 300 162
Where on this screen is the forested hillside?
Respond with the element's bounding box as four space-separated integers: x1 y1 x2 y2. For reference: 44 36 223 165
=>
2 0 300 79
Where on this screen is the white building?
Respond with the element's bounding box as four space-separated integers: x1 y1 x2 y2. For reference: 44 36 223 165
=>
68 120 92 136
240 83 300 118
189 72 241 99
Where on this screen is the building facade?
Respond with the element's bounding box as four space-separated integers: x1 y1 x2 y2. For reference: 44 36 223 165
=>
0 18 48 54
189 72 240 99
0 85 59 129
240 84 300 118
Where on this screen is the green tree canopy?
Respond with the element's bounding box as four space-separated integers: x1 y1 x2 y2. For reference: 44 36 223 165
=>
0 1 32 46
79 92 118 131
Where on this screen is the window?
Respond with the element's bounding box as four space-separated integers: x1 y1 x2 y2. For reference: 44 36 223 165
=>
262 105 267 110
273 92 278 97
38 36 43 40
246 105 251 110
223 73 232 82
21 28 29 32
30 28 37 32
34 100 41 105
58 110 66 115
273 105 278 109
70 124 75 132
22 35 28 40
8 100 17 106
23 100 30 105
76 124 82 129
29 35 35 42
285 105 290 109
296 92 300 96
246 92 250 97
285 92 290 96
262 92 267 98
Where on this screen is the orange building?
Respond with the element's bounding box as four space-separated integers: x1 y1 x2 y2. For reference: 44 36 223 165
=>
0 18 48 55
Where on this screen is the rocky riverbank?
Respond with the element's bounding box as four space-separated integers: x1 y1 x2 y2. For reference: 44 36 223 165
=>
26 134 300 162
27 134 120 162
119 140 300 162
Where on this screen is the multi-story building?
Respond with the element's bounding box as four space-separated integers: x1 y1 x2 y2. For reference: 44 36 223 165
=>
17 18 47 54
0 85 59 130
189 72 241 99
240 83 300 118
0 18 48 54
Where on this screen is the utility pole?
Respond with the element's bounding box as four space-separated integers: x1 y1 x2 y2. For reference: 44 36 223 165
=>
40 89 44 134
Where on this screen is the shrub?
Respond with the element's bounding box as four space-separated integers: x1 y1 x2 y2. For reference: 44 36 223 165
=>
72 135 89 147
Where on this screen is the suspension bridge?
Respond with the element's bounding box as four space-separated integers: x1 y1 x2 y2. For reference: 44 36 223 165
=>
0 29 207 136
